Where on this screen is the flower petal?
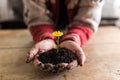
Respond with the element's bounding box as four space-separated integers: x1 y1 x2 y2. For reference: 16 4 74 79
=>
52 31 63 37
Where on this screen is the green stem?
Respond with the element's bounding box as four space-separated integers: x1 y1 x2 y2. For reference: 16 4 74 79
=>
57 37 60 53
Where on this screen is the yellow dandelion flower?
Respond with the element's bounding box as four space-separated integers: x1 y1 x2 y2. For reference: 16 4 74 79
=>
52 31 63 37
52 31 64 52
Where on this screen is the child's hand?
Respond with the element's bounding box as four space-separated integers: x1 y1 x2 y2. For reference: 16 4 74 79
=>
26 39 56 63
33 58 76 72
60 40 86 66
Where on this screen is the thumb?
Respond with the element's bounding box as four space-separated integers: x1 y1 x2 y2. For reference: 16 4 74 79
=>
78 53 86 66
26 46 39 63
76 49 86 66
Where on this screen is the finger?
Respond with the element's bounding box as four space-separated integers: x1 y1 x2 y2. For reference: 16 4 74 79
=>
26 46 39 63
76 50 86 66
43 63 54 72
57 63 68 72
33 58 42 67
67 60 78 70
26 52 32 63
81 53 86 66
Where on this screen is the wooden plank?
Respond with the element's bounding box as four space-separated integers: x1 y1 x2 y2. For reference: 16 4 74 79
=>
0 44 120 80
0 29 33 48
86 26 120 45
0 26 120 48
0 26 120 79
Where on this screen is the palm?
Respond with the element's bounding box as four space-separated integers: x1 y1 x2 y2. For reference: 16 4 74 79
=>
26 39 56 63
60 40 86 66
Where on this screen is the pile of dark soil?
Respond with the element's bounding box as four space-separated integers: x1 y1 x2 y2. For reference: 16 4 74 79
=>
38 48 77 65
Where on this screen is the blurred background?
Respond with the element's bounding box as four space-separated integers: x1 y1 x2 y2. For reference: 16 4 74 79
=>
0 0 26 29
0 0 120 29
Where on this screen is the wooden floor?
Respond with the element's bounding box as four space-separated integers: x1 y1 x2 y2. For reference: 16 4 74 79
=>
0 26 120 80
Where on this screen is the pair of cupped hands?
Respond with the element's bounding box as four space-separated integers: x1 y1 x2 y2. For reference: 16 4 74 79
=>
26 33 86 72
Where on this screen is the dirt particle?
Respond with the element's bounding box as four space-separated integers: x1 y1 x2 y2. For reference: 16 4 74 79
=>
63 74 67 80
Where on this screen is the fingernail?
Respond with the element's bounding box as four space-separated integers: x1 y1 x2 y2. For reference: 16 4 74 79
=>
26 58 30 63
80 61 84 66
38 63 42 66
26 57 34 63
80 64 83 66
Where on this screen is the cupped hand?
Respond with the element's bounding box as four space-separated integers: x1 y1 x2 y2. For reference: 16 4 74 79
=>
60 40 86 67
33 57 78 72
26 39 56 63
